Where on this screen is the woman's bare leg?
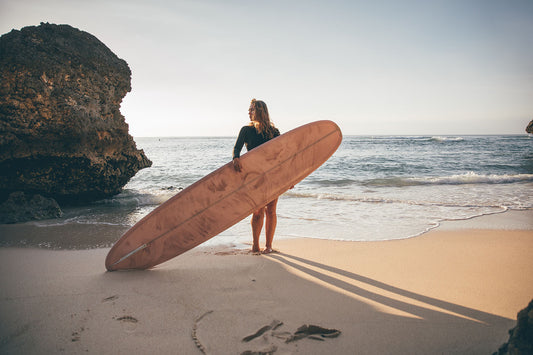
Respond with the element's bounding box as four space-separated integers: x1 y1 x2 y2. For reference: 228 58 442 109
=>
263 198 278 253
251 207 265 252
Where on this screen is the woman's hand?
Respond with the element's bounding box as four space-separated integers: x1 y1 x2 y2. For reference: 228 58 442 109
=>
233 157 242 172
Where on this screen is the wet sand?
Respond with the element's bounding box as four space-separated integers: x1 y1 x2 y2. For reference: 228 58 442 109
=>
0 211 532 354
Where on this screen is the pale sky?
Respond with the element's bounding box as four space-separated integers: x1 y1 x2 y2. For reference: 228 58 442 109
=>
1 0 532 136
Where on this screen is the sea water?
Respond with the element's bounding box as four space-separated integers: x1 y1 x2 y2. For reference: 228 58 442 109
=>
6 134 533 249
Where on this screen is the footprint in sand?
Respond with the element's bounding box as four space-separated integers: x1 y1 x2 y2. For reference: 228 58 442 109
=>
71 331 81 342
115 315 138 333
241 321 341 354
102 295 119 302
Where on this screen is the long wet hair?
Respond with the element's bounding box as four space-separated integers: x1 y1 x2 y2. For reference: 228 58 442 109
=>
250 99 277 139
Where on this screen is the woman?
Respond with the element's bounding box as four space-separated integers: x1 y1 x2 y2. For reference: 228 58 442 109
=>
233 99 280 254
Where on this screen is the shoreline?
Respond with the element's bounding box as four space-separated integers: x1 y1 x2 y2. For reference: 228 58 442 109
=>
434 208 533 231
1 211 532 354
0 209 531 251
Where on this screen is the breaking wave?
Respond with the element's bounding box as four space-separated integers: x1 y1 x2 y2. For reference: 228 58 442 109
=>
283 190 510 209
364 172 533 187
429 136 465 142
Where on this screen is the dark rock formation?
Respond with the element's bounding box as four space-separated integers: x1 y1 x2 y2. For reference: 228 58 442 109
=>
0 191 62 224
526 120 533 134
494 299 533 355
0 23 151 204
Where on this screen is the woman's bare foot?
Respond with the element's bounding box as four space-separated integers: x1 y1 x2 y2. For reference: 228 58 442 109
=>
262 247 274 254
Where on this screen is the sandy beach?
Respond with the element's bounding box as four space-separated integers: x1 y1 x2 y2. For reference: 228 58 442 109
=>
1 211 532 354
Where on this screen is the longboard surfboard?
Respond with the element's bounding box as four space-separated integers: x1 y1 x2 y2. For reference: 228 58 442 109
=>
105 120 342 271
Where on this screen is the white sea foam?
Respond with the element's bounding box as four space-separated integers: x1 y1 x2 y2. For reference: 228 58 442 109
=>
283 190 515 209
430 136 464 142
406 172 533 185
365 173 533 187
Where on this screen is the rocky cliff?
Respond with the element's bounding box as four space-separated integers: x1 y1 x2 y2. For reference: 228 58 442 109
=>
526 120 533 134
0 23 151 204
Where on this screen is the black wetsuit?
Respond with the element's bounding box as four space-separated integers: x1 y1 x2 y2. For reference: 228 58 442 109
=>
233 125 280 159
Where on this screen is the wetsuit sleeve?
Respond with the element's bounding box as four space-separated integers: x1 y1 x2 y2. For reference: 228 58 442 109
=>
233 126 247 159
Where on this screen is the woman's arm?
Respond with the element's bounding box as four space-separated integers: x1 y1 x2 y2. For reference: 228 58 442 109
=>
233 126 247 159
233 126 247 172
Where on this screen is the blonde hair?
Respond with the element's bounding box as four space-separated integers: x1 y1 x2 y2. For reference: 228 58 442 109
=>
250 99 277 139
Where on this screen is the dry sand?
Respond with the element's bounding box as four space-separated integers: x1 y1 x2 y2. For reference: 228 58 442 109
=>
1 211 532 354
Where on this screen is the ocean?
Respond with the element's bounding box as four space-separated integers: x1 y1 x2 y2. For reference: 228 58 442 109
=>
3 134 533 249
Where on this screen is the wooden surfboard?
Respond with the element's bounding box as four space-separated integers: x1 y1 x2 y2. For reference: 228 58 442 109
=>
105 120 342 271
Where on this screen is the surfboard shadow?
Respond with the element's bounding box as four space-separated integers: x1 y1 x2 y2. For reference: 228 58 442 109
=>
266 252 510 326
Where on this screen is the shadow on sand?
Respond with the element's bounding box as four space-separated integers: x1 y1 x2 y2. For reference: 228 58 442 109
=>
267 252 510 326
